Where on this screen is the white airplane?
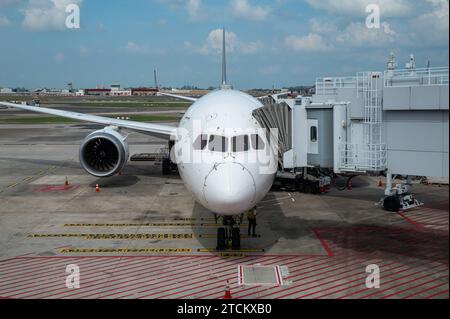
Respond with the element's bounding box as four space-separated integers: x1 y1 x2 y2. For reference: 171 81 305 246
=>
0 29 278 250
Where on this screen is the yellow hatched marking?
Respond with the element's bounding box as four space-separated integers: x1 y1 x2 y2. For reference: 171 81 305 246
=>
59 247 192 254
29 233 194 240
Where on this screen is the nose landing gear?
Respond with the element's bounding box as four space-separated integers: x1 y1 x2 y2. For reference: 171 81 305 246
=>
216 214 243 251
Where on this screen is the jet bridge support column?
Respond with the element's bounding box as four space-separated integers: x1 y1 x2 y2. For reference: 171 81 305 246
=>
385 173 393 196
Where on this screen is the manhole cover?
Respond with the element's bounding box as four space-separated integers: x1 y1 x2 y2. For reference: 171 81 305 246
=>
238 265 283 286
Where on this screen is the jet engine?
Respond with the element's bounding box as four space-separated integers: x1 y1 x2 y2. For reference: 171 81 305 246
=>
79 127 129 177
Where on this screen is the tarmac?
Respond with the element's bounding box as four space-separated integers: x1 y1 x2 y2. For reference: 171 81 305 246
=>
0 124 448 299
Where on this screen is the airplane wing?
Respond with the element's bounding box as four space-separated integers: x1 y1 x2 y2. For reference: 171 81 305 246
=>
158 92 198 102
0 101 177 139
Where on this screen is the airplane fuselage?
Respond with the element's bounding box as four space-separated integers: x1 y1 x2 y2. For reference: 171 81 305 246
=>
173 89 277 216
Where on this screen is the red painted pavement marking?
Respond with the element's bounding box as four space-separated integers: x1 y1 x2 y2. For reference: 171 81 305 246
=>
236 232 446 299
0 257 112 286
171 257 298 300
399 281 450 299
258 242 445 299
13 256 183 299
424 289 449 299
1 258 153 297
308 261 447 300
356 264 448 299
130 255 282 299
227 256 335 299
0 256 125 291
398 207 449 231
73 254 271 299
76 255 265 299
334 250 446 299
0 256 82 275
239 255 379 299
163 257 290 300
317 226 448 255
2 256 176 298
312 229 334 257
310 228 446 262
35 185 79 192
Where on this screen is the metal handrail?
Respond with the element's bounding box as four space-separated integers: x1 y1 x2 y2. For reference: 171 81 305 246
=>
384 67 449 87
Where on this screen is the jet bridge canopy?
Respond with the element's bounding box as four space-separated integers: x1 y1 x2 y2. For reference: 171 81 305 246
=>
253 97 292 167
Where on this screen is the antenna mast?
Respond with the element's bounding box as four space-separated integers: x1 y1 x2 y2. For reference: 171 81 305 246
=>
154 69 159 89
220 28 232 90
222 28 227 85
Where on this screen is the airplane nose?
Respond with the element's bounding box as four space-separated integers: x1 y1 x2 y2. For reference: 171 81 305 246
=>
203 162 256 215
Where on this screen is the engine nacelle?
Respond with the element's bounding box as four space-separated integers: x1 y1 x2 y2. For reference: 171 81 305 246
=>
79 127 129 177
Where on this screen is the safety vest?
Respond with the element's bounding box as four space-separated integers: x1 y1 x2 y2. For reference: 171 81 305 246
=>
247 208 256 220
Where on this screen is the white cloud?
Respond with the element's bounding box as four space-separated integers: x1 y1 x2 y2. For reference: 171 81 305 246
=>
306 0 412 17
285 33 331 52
123 41 146 54
0 0 22 6
22 0 83 31
54 52 64 64
382 21 396 35
230 0 270 21
79 45 88 56
418 0 449 33
197 28 263 55
0 16 12 26
156 0 202 20
258 64 281 76
310 18 338 34
121 41 167 55
408 0 449 46
186 0 201 19
335 22 397 47
306 1 449 49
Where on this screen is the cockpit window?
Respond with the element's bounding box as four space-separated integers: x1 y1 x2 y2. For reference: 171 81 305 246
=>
251 134 265 150
232 135 249 152
208 135 228 152
193 134 208 150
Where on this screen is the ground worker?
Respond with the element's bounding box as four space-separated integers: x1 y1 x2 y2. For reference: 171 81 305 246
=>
247 206 257 237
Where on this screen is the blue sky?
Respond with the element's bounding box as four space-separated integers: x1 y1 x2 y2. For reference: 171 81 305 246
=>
0 0 448 89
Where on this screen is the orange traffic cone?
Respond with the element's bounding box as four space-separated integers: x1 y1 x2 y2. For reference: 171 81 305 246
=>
224 280 232 299
347 181 352 191
95 184 100 193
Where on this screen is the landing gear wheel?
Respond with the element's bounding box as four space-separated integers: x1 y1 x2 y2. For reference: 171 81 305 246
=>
383 195 401 212
231 228 241 250
162 158 170 175
217 227 226 251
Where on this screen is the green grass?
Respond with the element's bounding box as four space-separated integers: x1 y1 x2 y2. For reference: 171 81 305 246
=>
62 102 191 108
0 114 181 124
0 96 192 108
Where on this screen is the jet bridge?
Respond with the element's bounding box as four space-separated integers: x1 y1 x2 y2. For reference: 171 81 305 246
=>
253 97 292 167
255 56 448 210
